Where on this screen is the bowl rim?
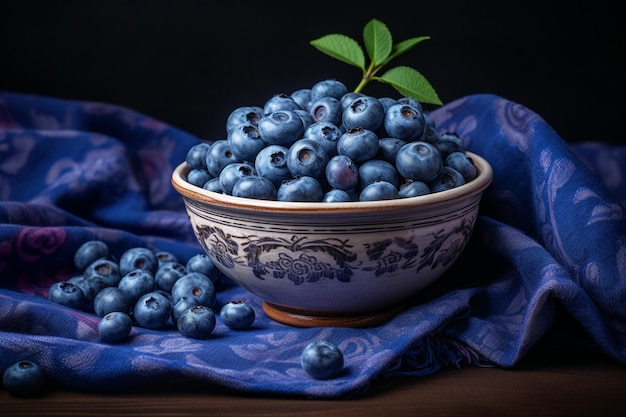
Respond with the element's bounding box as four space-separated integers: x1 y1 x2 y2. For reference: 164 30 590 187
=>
171 151 493 214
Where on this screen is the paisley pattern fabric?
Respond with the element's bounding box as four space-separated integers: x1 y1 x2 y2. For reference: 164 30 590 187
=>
1 91 624 398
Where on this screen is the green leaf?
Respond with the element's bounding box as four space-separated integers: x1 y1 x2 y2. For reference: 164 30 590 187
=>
310 34 366 70
386 36 430 63
363 19 392 67
378 66 443 105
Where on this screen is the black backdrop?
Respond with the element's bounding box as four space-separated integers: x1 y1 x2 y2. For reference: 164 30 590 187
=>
1 0 623 144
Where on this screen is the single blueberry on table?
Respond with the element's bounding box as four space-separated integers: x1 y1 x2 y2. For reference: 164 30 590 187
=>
300 340 344 380
117 269 156 305
220 300 255 330
154 261 187 293
74 240 111 271
2 360 45 397
119 247 159 277
133 291 173 330
177 305 216 339
170 272 217 308
94 286 132 317
48 281 86 310
98 311 133 343
83 258 122 287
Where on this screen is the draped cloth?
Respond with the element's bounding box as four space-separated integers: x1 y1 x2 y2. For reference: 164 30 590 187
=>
1 91 624 398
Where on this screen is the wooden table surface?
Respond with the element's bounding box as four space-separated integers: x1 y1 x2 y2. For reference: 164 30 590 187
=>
2 335 625 417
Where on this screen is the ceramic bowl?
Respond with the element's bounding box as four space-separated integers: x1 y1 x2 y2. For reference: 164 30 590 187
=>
171 152 493 327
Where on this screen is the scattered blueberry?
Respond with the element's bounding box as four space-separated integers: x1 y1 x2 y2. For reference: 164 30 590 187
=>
74 240 110 271
300 340 344 380
133 291 173 330
177 305 216 339
48 281 86 310
98 311 133 343
220 301 255 330
2 360 45 397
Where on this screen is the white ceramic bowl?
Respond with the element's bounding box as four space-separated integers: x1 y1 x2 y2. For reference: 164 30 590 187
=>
171 152 493 327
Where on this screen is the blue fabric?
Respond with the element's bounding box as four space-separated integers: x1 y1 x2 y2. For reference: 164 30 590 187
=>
1 91 625 398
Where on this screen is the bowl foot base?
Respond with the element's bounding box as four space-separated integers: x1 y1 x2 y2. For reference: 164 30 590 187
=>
262 301 407 328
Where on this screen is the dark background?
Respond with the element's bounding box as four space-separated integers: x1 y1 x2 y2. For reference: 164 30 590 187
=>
1 0 623 144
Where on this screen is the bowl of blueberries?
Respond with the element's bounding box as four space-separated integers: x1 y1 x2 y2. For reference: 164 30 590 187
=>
171 79 493 328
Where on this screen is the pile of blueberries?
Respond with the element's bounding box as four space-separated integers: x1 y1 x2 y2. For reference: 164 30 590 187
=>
185 79 477 202
48 240 256 342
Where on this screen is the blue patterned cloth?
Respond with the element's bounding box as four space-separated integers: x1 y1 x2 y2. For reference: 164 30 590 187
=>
1 91 625 398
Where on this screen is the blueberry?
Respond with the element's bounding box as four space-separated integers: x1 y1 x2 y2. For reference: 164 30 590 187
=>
377 137 407 165
337 128 379 163
286 138 329 181
94 286 132 317
83 258 122 287
67 274 106 312
309 96 343 126
118 269 156 305
395 141 443 183
98 311 133 343
397 97 423 112
170 272 216 308
378 96 399 112
133 291 172 330
48 281 86 310
302 121 342 158
433 131 465 158
254 144 292 189
154 261 187 293
155 250 179 266
227 123 266 162
277 176 324 202
340 92 365 110
203 177 223 193
205 139 242 178
177 305 216 339
218 162 256 195
119 247 158 277
342 95 385 132
383 103 426 142
399 179 431 198
258 110 305 147
310 79 348 102
325 154 359 191
357 159 400 190
220 300 255 330
300 340 344 380
2 360 45 397
185 253 218 283
186 168 213 187
171 295 199 323
359 181 400 201
428 166 466 193
185 142 211 170
231 175 278 200
445 151 477 182
322 189 353 202
74 240 110 271
290 88 312 112
225 105 264 132
293 109 315 128
263 93 302 115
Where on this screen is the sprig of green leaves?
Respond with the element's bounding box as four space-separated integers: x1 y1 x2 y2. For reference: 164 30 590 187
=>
310 18 442 105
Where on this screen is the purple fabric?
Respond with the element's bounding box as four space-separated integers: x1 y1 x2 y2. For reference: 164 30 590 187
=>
1 91 625 398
